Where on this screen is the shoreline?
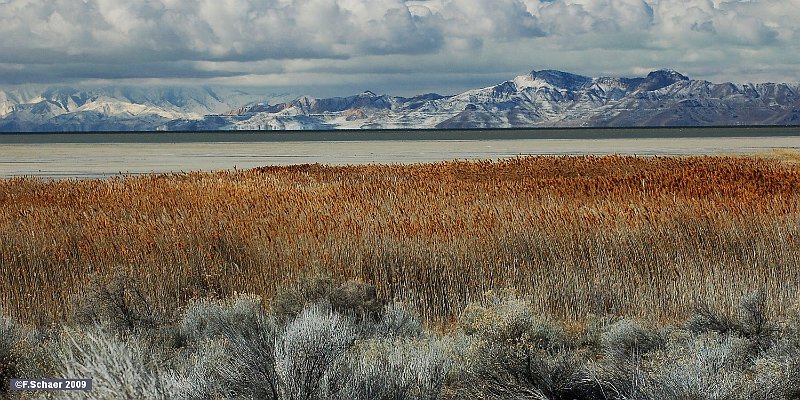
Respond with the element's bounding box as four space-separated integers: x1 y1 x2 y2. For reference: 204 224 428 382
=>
0 125 799 144
2 132 800 179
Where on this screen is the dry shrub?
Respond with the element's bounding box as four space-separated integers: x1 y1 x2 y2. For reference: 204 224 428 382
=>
600 319 665 361
72 273 165 335
373 301 424 338
687 290 776 358
0 310 54 397
3 290 800 399
444 293 609 399
0 312 22 396
332 336 454 400
271 275 385 323
51 325 182 399
181 293 268 343
180 295 280 399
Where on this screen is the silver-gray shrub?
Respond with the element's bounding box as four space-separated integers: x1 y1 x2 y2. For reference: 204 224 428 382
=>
620 332 752 400
170 337 242 400
1 311 24 396
446 294 608 399
740 296 800 399
458 293 568 351
370 301 424 338
178 298 443 400
742 315 800 400
746 350 800 400
179 294 280 399
600 319 665 361
50 325 182 399
1 310 52 397
48 295 279 400
180 293 270 343
275 302 357 400
331 336 455 400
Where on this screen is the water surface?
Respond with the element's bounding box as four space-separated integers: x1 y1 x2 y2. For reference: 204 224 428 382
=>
1 127 798 179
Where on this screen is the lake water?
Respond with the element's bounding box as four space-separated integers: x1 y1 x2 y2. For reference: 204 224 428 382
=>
1 127 799 179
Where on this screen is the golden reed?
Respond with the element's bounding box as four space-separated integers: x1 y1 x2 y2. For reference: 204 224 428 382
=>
1 155 798 324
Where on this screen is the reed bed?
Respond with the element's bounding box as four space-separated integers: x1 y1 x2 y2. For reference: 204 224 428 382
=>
1 155 799 325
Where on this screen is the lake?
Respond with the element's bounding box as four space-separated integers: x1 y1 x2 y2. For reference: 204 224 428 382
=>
1 127 799 179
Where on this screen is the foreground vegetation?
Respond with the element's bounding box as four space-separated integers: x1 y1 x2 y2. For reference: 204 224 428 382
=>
1 155 799 324
2 277 800 399
2 154 800 397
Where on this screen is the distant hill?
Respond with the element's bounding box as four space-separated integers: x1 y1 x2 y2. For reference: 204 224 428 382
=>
1 70 798 131
0 86 292 132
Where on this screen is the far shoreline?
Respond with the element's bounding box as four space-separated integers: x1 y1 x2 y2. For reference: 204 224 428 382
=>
0 125 799 144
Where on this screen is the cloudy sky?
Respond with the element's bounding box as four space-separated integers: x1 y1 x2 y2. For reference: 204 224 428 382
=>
0 0 798 96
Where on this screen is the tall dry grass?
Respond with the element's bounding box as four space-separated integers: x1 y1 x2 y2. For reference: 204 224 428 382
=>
1 155 799 324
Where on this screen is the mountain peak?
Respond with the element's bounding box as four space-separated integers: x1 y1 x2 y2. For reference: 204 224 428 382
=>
528 69 592 90
639 69 690 91
2 69 797 131
647 69 689 81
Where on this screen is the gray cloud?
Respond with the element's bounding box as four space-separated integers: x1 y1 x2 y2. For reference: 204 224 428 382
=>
0 0 797 90
0 61 244 85
0 0 443 64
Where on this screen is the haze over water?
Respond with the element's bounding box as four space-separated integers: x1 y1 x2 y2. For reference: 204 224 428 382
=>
1 128 798 179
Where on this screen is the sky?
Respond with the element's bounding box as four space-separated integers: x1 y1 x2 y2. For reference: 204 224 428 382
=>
0 0 798 97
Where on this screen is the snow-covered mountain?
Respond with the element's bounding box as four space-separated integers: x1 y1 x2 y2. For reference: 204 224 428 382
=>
1 70 798 131
224 69 799 130
0 86 292 131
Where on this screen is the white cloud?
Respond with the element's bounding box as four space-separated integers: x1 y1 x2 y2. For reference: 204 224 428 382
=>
0 0 445 63
537 0 653 35
415 0 544 41
0 0 796 89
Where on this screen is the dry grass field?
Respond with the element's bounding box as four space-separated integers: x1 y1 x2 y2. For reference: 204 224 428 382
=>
1 155 799 325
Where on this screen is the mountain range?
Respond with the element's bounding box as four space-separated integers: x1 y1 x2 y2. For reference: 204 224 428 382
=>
1 69 798 131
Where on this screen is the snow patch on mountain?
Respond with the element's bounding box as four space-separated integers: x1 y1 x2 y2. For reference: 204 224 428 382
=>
2 70 798 131
0 86 294 131
75 96 201 120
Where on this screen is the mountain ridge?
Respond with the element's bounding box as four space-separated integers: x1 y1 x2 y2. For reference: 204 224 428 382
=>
1 69 798 131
